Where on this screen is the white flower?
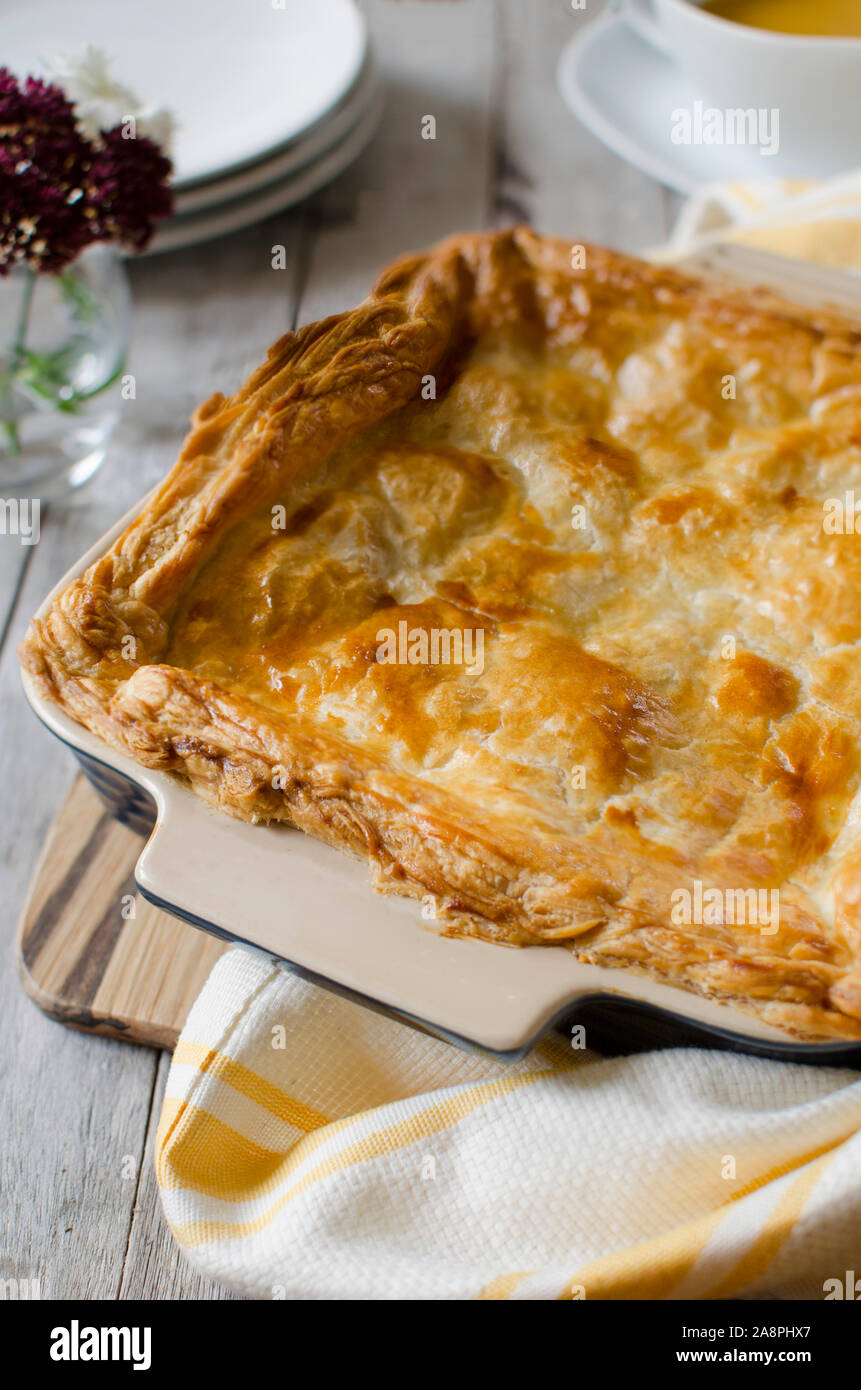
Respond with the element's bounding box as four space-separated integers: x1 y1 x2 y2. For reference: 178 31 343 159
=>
45 46 175 156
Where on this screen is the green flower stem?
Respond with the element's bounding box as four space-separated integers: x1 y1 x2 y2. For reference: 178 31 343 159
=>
3 266 37 457
11 266 37 370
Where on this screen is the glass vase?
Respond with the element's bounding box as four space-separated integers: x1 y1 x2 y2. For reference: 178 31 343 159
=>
0 244 131 498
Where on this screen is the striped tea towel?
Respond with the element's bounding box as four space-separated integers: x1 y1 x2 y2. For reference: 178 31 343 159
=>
155 946 861 1300
656 170 861 272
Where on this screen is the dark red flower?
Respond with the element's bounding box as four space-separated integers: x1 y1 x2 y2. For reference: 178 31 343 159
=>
87 127 173 254
0 66 173 275
0 69 95 273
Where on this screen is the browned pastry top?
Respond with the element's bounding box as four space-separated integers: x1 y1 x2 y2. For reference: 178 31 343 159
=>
22 229 861 1039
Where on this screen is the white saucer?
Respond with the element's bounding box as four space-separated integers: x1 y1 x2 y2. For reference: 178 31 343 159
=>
557 13 845 193
5 0 368 189
145 86 384 255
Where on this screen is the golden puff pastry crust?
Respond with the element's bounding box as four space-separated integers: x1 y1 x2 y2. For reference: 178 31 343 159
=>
21 228 861 1040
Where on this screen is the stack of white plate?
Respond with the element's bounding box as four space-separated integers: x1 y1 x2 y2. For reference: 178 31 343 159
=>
6 0 381 254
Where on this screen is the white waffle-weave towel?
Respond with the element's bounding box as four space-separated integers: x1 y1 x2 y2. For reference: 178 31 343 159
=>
156 946 861 1300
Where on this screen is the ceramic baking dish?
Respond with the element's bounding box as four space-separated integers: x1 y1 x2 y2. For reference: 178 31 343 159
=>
19 247 861 1065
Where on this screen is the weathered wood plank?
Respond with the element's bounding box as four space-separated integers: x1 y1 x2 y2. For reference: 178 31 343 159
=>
0 537 33 658
495 0 670 247
0 541 159 1299
297 0 497 320
119 1053 243 1301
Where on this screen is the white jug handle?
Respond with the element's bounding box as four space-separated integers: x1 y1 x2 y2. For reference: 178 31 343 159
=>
611 0 674 55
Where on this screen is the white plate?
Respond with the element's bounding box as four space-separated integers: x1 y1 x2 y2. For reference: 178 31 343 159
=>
144 87 383 256
557 13 854 193
172 56 378 218
4 0 367 188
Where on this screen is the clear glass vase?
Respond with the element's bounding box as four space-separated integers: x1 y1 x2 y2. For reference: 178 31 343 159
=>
0 244 131 498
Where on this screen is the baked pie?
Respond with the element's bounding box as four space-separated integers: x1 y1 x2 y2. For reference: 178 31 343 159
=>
22 229 861 1041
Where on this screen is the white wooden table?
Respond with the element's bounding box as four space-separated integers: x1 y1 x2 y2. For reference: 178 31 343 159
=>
0 0 677 1299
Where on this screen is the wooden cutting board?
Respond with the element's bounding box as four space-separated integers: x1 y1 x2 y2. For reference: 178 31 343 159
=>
16 775 226 1048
